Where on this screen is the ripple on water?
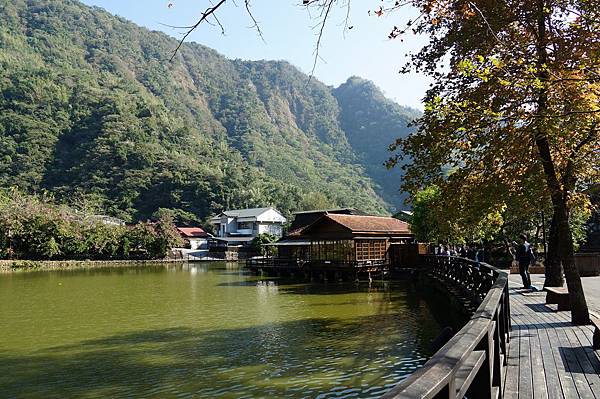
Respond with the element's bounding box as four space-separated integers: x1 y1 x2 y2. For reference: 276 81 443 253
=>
0 264 455 398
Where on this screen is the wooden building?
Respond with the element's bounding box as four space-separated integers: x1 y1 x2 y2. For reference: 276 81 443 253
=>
249 213 415 278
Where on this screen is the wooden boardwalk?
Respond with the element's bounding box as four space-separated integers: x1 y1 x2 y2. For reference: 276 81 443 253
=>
505 287 600 399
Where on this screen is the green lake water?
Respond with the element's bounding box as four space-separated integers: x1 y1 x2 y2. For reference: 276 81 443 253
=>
0 263 456 398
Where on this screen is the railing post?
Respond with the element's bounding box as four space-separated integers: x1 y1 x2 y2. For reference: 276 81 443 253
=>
432 382 452 399
498 292 507 359
467 324 494 399
492 309 504 393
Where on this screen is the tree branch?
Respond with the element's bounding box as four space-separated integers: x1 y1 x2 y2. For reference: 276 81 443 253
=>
170 0 228 62
244 0 266 43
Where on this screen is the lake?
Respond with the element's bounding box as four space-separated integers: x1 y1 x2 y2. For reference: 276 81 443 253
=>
0 262 456 398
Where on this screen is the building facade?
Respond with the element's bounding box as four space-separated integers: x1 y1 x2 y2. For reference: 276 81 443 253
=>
176 227 210 250
251 212 416 274
210 207 287 247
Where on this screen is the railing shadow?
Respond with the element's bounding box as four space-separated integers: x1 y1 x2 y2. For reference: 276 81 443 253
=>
559 346 600 373
523 303 557 313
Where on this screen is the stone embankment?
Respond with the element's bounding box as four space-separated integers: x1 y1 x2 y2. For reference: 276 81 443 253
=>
0 259 183 273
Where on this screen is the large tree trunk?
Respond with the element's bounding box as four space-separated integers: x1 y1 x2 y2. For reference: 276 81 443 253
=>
555 201 589 324
544 212 564 287
535 134 589 324
535 134 590 324
534 0 589 325
536 136 589 324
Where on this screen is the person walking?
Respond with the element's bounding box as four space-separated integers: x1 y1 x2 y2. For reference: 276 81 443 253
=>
516 234 535 289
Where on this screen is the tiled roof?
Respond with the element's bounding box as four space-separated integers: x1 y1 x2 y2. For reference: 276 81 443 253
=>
312 214 411 234
176 227 209 238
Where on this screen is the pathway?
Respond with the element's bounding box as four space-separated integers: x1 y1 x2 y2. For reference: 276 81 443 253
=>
504 276 600 399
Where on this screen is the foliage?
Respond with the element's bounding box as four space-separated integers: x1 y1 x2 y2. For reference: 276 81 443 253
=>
0 0 420 222
386 0 598 234
385 0 599 323
410 186 443 243
152 208 200 227
0 189 181 260
250 233 279 256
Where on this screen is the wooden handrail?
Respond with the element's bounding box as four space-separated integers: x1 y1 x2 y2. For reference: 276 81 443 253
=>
382 255 511 399
245 257 389 270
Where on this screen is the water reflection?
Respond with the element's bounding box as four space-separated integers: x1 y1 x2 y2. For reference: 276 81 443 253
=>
0 262 460 398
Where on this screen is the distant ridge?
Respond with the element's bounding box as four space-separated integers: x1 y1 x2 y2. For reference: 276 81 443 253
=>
0 0 420 223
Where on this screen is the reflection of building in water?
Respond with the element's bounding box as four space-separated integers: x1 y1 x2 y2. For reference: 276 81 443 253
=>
184 264 208 275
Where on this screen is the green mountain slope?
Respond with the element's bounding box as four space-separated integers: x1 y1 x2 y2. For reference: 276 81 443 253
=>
334 77 421 209
0 0 419 222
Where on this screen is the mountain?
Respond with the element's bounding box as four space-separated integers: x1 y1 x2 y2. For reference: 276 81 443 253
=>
334 77 421 208
0 0 419 223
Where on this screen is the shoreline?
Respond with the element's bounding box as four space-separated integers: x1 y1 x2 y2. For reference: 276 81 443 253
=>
0 258 222 273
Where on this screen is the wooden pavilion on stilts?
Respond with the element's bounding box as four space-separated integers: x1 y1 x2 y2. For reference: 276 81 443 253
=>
246 212 418 281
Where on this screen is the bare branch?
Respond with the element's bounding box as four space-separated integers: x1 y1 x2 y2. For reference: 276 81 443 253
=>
467 1 505 47
170 0 228 62
245 0 266 43
306 0 336 79
342 0 352 38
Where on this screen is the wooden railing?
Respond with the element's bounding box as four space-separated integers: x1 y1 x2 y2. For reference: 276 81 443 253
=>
382 255 510 399
246 257 388 270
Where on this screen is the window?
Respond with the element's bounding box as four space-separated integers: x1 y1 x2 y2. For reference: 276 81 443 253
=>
355 240 387 261
237 222 254 230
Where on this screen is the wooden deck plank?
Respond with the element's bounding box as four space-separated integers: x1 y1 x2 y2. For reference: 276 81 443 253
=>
512 295 548 399
505 286 600 399
516 292 590 398
555 327 596 399
546 327 579 398
521 290 600 398
512 293 554 399
537 324 564 399
504 318 520 399
517 321 534 398
572 328 600 375
527 323 550 399
521 297 580 399
568 328 600 397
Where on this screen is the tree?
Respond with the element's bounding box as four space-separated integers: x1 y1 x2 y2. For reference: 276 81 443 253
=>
410 186 443 242
250 233 279 256
384 0 599 325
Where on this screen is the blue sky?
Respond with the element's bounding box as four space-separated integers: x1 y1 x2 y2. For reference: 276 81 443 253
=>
80 0 431 109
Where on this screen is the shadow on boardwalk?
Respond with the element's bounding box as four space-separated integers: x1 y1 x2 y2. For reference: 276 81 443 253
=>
504 279 600 399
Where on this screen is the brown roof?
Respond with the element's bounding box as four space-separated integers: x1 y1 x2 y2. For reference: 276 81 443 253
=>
294 213 411 237
325 214 411 233
176 227 209 238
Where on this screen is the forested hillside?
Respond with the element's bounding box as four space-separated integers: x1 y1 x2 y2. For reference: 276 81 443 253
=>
334 77 420 207
0 0 418 223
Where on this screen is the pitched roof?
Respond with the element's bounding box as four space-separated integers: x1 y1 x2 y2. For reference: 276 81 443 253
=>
302 214 411 235
291 208 366 215
176 227 209 238
221 207 274 218
327 214 411 233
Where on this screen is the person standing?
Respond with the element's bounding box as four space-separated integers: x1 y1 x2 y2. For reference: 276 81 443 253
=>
517 234 535 289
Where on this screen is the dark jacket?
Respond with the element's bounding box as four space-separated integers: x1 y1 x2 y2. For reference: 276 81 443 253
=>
517 242 535 264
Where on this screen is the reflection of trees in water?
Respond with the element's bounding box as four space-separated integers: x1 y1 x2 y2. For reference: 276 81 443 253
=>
0 275 466 398
0 311 443 398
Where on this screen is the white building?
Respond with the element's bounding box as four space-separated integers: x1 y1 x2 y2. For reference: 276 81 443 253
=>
211 207 287 242
176 227 210 250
